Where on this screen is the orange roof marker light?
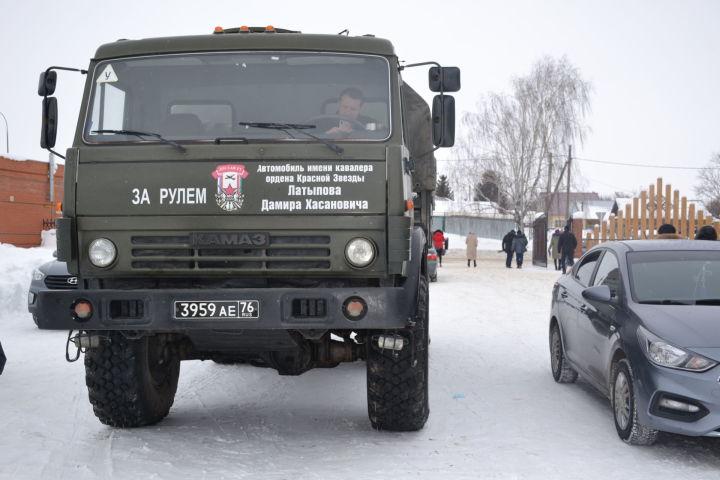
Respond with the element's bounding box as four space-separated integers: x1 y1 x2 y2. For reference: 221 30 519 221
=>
239 26 250 33
265 25 276 33
213 26 224 34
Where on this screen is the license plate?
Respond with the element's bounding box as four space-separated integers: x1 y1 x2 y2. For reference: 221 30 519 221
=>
173 300 259 319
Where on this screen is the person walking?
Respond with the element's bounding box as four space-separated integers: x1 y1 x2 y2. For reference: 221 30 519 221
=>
511 229 528 269
548 229 561 270
502 229 516 269
558 225 577 274
466 231 478 267
432 229 446 266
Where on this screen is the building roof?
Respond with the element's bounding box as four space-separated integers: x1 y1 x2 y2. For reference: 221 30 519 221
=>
539 192 601 216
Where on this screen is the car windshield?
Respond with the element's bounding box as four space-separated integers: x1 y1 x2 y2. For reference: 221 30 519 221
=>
627 251 720 304
83 52 391 145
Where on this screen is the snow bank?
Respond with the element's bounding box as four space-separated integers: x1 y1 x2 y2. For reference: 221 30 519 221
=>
0 242 54 319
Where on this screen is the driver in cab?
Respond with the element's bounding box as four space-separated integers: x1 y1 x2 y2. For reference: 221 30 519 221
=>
325 87 371 136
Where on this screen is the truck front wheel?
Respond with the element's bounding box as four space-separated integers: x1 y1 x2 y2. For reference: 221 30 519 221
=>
366 275 429 431
84 332 180 427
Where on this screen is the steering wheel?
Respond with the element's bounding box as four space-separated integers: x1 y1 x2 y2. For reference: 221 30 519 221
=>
305 114 367 132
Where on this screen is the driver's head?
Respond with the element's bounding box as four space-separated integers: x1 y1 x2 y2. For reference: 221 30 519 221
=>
337 88 364 120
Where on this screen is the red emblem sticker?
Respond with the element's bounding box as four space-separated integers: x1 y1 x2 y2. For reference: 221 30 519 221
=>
212 165 249 212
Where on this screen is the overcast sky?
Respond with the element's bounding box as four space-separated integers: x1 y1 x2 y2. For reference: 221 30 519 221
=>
1 0 719 198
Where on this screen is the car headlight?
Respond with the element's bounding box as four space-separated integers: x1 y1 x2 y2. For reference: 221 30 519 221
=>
32 269 45 281
637 326 717 372
345 238 375 268
88 238 117 268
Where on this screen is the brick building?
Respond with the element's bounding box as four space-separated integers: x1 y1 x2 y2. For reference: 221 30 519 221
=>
0 155 64 247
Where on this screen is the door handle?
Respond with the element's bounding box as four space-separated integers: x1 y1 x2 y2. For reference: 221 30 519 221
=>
560 291 568 299
580 304 588 313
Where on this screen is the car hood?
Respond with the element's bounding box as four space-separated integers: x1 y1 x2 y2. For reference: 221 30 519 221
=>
38 260 71 276
631 304 720 351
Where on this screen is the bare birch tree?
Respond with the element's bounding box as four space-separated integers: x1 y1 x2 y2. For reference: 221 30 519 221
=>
695 153 720 216
455 56 592 227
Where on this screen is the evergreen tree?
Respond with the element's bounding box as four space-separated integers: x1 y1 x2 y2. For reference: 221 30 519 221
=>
435 174 454 200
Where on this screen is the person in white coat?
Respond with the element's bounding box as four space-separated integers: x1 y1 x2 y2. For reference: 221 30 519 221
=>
466 232 478 267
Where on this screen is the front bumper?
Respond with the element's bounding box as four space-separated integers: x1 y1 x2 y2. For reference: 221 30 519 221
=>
633 351 720 437
35 284 417 331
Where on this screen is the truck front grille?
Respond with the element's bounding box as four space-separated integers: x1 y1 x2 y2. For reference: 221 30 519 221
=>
130 235 331 271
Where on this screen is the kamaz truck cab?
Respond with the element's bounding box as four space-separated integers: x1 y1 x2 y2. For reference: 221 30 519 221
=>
37 26 459 431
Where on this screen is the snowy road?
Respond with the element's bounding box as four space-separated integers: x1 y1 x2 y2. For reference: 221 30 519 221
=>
2 247 720 479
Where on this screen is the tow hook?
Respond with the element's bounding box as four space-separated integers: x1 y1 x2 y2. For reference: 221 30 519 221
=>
65 330 107 362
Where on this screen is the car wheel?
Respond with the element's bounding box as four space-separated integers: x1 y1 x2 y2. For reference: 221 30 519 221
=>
549 323 578 383
612 359 659 445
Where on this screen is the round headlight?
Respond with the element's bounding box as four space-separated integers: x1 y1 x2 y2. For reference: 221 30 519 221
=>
88 238 117 267
345 238 375 268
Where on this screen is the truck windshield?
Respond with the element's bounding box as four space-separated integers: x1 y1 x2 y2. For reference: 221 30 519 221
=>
83 52 391 145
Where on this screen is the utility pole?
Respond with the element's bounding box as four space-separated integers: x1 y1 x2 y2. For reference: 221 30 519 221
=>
49 151 55 203
545 152 553 221
565 145 572 221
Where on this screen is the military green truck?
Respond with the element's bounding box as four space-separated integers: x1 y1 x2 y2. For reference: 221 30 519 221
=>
36 26 459 431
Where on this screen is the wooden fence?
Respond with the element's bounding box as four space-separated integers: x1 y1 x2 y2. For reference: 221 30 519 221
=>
584 178 719 249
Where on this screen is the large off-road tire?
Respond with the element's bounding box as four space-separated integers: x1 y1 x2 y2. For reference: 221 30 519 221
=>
550 323 578 383
84 332 180 427
612 359 659 445
366 275 429 431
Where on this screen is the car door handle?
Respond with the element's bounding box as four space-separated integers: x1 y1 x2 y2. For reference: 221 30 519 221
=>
580 304 588 314
560 291 568 299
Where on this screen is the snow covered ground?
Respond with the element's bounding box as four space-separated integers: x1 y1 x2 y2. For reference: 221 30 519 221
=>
1 241 720 479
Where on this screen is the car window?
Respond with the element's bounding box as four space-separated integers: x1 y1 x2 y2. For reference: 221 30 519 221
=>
574 251 601 287
593 251 621 297
628 250 720 304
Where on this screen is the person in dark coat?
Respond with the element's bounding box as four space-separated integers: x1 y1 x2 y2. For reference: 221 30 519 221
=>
502 230 516 268
695 225 718 240
558 225 577 274
511 230 528 268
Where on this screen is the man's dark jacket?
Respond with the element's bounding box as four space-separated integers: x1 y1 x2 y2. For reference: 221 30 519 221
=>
558 231 577 256
502 231 515 253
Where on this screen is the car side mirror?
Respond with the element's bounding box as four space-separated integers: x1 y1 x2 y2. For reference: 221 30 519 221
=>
582 285 613 304
38 71 57 96
41 97 58 149
429 67 460 93
432 95 455 147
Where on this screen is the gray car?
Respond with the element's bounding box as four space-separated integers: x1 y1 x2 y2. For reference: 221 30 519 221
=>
28 260 77 326
550 240 720 445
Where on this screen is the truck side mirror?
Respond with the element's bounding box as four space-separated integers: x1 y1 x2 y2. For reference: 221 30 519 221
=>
41 97 58 149
429 67 460 93
432 95 455 147
38 71 57 96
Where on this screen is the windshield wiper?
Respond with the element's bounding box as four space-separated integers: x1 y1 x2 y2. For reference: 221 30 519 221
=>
639 300 693 305
91 129 186 152
238 122 343 154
